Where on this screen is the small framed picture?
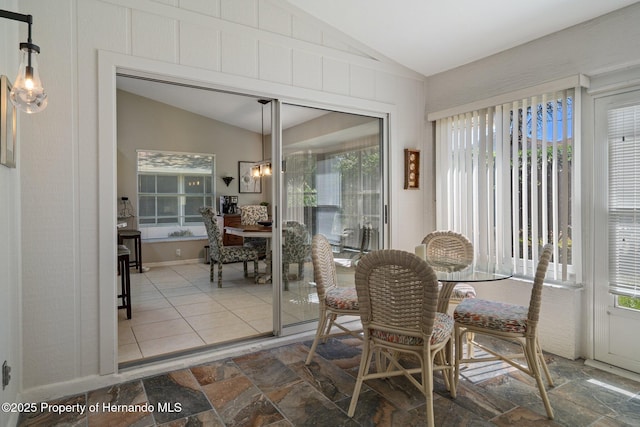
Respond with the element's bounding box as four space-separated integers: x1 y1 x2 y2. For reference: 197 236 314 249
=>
1 75 17 168
404 149 420 189
238 161 261 193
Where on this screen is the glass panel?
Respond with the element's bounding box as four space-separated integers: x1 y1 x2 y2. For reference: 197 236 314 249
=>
280 104 382 330
185 196 204 216
157 176 178 193
185 175 204 193
138 175 155 193
138 196 156 217
157 196 178 216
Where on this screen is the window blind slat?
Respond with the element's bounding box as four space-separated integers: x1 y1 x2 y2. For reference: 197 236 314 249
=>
608 104 640 298
435 89 575 280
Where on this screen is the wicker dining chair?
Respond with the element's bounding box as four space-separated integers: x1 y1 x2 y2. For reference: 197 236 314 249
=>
347 249 456 427
453 244 555 419
305 234 362 365
422 230 477 356
200 207 259 287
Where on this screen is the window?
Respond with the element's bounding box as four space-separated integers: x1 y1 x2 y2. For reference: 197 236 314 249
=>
607 103 640 305
137 150 215 240
434 89 576 282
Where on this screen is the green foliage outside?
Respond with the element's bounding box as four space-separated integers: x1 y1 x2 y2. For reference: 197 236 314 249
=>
618 296 640 310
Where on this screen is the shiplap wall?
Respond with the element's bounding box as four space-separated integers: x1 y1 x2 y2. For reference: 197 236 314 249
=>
17 0 428 397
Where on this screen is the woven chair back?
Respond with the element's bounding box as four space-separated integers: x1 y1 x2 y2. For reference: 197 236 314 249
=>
527 244 553 324
421 230 473 272
355 249 439 339
311 234 339 300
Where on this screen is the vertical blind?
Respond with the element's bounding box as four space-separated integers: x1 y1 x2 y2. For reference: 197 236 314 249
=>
608 104 640 298
435 89 574 281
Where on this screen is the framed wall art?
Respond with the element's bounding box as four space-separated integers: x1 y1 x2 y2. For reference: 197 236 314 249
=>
1 75 17 168
238 161 261 193
404 148 420 189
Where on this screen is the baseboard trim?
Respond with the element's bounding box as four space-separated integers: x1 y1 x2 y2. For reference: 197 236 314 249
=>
584 359 640 382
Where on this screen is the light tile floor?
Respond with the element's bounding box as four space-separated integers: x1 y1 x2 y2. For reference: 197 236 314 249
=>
118 260 327 364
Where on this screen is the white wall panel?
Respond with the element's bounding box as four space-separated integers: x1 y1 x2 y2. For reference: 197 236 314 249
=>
259 1 291 36
291 15 322 44
322 57 349 95
132 11 178 63
350 64 375 99
180 22 220 71
179 0 220 17
374 70 397 104
292 49 322 90
16 0 427 396
221 0 258 27
220 32 258 78
258 41 292 84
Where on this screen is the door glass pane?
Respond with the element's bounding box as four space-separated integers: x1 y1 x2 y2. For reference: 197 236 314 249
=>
280 104 383 329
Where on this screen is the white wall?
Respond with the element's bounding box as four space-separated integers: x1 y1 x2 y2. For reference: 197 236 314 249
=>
0 0 21 424
16 0 428 399
425 2 640 360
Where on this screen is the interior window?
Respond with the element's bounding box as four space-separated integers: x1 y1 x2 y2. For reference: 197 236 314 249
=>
137 150 215 240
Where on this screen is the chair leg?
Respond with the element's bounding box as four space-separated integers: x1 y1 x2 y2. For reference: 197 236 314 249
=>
217 262 223 288
253 259 258 278
536 336 554 386
243 261 248 277
209 261 214 282
283 263 289 291
424 351 436 427
454 325 464 386
298 262 304 280
305 309 329 365
526 337 554 419
348 340 372 417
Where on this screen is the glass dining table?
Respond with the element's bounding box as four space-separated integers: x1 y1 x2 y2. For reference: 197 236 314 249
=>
434 262 513 313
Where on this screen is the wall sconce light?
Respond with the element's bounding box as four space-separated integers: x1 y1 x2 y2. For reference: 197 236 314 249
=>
0 9 47 113
221 176 234 187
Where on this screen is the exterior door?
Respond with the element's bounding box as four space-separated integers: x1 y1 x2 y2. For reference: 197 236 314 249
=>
593 89 640 374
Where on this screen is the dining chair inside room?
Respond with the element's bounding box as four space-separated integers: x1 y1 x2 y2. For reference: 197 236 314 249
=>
422 230 477 356
305 234 362 365
347 249 456 427
239 204 268 258
453 244 555 419
200 207 259 287
282 220 311 290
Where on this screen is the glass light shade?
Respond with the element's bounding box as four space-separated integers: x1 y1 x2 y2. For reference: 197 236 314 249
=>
261 163 272 176
252 166 261 178
10 45 47 113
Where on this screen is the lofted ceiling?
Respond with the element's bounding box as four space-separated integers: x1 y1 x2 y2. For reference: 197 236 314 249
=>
284 0 639 77
117 1 638 135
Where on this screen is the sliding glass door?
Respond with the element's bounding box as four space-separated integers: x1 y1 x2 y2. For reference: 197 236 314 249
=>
275 103 385 331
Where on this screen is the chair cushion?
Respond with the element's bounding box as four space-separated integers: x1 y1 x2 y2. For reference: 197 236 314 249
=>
326 287 359 311
218 246 258 264
370 313 454 346
454 298 528 333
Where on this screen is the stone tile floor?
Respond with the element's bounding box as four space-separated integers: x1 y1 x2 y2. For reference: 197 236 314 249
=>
18 335 640 426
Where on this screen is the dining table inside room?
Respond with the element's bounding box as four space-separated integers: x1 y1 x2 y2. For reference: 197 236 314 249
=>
224 223 274 283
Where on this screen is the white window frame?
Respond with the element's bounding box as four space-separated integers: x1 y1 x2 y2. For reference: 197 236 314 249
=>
136 150 215 241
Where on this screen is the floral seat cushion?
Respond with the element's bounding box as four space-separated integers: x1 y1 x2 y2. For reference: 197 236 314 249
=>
325 287 359 310
370 312 454 346
453 298 528 333
439 283 477 300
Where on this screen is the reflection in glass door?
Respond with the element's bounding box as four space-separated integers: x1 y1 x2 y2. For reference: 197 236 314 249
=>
277 104 384 331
